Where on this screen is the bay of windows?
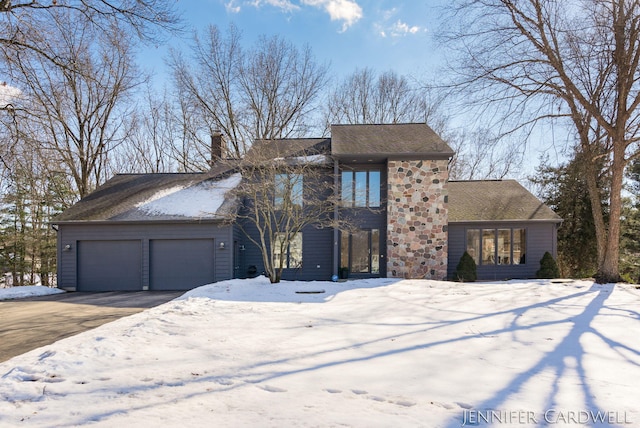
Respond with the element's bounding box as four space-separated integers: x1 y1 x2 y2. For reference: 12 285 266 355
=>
466 228 526 266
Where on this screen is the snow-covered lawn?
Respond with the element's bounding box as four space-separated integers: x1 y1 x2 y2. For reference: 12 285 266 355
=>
0 278 638 427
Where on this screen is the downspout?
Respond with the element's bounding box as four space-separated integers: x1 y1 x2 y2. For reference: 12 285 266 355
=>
333 158 339 279
51 224 60 289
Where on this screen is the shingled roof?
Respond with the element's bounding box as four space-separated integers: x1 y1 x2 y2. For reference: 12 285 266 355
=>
331 123 454 158
54 164 239 222
448 180 561 223
245 138 331 163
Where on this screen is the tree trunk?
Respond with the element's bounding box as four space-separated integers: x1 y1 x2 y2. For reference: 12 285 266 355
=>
595 146 625 283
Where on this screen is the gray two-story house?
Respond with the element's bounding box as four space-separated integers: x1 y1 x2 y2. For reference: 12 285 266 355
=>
54 123 561 291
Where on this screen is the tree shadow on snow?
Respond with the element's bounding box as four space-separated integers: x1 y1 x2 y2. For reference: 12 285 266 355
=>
19 281 638 427
438 283 637 427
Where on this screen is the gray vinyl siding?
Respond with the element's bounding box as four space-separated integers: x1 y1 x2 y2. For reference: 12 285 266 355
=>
237 217 265 278
447 221 559 281
56 222 233 291
235 166 337 281
284 226 333 281
233 225 245 279
236 219 334 281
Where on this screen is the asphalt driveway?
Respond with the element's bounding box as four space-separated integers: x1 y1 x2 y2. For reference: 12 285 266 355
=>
0 291 183 363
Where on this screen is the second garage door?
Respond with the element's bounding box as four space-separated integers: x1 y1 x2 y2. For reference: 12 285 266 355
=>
149 239 215 290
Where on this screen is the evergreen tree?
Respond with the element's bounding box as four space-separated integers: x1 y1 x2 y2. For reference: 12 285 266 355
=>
620 159 640 283
454 251 477 282
537 252 560 279
531 153 604 278
0 159 72 286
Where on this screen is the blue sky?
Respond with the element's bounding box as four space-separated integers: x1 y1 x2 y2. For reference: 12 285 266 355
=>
137 0 555 178
143 0 445 85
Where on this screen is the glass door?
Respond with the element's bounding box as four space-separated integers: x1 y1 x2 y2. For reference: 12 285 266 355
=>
341 229 380 276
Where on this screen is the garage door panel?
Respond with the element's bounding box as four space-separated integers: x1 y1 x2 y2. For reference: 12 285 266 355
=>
150 239 215 291
77 240 142 291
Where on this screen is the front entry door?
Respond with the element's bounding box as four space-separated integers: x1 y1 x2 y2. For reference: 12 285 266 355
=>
341 229 380 276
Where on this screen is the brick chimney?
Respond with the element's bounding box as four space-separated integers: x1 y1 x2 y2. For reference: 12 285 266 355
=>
210 131 223 167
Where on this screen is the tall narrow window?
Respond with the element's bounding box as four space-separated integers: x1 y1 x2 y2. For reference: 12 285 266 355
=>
371 229 380 274
273 233 286 269
369 171 381 207
341 171 353 207
351 230 369 273
466 229 480 265
513 228 526 264
482 229 496 265
275 173 303 208
288 233 303 268
497 229 511 265
354 171 367 207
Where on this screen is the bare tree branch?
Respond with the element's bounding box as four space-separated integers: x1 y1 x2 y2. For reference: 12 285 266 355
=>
441 0 640 282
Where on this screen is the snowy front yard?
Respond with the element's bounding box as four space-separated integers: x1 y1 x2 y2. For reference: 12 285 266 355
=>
0 278 638 427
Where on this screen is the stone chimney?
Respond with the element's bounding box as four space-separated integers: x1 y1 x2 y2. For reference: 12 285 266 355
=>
210 131 223 167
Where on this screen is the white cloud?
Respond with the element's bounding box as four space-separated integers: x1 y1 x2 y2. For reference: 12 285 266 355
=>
250 0 300 13
302 0 363 31
378 19 424 38
0 83 21 108
381 7 397 21
225 0 241 13
241 0 362 31
392 20 421 35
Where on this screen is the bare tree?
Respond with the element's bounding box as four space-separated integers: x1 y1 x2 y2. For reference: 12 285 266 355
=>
442 0 640 282
227 141 340 283
170 24 329 160
448 128 524 180
0 9 141 197
115 86 179 174
0 0 179 75
324 68 432 127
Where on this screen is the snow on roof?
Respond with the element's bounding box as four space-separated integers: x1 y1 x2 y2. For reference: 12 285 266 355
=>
136 173 242 218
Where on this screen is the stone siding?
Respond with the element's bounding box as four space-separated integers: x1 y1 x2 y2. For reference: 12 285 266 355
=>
387 159 448 279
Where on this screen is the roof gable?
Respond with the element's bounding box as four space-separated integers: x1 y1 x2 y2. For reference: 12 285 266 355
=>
448 180 561 223
331 123 454 159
